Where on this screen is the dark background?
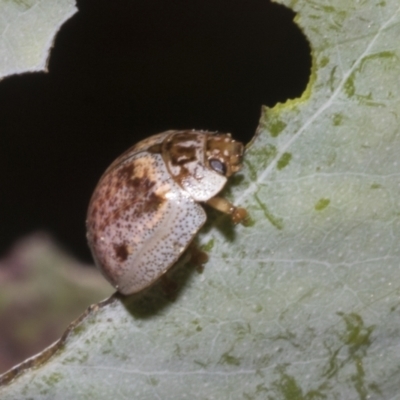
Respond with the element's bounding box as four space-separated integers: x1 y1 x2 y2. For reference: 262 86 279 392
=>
0 0 311 263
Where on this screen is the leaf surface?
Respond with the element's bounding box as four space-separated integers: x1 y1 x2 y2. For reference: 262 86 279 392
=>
2 1 400 398
0 0 76 79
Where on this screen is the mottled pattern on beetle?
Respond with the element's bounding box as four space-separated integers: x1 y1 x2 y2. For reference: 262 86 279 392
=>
102 131 170 176
87 149 207 294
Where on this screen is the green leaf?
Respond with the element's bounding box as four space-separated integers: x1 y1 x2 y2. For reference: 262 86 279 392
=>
2 0 400 398
0 0 77 79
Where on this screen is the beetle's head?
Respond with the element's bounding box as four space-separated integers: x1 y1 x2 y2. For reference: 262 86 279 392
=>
206 133 244 177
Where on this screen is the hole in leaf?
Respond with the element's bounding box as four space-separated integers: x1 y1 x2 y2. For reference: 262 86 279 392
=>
0 0 311 262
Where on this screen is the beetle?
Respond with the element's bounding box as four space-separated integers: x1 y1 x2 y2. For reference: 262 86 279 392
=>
86 130 248 295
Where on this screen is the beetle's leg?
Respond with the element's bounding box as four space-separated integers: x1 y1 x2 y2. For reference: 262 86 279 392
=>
206 196 248 225
160 244 208 298
188 243 209 272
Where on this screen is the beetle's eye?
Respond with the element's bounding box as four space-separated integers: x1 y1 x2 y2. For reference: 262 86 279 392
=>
209 159 227 175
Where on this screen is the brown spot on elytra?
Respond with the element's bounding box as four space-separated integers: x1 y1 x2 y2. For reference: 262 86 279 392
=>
129 177 142 188
114 243 129 261
113 209 122 222
128 176 156 190
96 175 160 230
117 163 135 180
143 192 165 213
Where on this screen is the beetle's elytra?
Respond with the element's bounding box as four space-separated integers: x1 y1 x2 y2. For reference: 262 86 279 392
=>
86 130 248 295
